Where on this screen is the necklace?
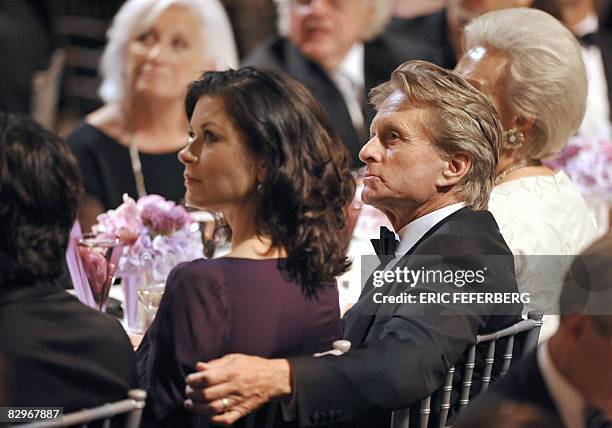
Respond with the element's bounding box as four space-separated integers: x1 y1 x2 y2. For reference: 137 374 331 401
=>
124 104 147 198
129 137 147 198
495 159 542 185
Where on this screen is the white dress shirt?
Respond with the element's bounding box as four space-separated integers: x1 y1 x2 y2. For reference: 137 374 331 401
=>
376 203 467 272
574 13 611 139
395 202 467 256
538 341 587 428
329 43 365 131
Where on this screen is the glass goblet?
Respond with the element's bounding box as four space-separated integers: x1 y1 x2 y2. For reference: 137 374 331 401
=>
76 233 120 311
137 282 166 316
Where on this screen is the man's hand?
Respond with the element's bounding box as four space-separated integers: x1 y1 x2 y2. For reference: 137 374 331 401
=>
184 354 293 425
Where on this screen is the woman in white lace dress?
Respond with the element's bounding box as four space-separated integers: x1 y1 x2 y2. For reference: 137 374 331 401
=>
455 8 598 340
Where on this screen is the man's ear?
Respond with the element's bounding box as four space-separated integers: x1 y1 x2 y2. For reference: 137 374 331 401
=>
437 153 471 187
560 314 594 343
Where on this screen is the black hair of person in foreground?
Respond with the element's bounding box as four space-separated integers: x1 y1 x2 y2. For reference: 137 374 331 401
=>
0 113 137 412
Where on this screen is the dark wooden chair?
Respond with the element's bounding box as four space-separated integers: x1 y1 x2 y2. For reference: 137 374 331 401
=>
390 311 544 428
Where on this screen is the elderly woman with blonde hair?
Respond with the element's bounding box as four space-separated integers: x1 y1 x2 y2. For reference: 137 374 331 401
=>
66 0 238 231
455 8 598 338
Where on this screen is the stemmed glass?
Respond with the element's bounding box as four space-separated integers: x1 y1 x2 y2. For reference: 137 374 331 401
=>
137 283 166 315
76 233 120 311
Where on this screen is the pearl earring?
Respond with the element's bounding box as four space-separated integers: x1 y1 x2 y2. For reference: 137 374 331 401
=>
502 128 525 150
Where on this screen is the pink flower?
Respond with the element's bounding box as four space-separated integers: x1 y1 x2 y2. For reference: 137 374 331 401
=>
92 194 204 279
93 194 142 244
140 200 193 235
168 205 193 230
546 138 612 199
137 194 174 212
141 203 175 235
545 143 582 169
79 247 109 295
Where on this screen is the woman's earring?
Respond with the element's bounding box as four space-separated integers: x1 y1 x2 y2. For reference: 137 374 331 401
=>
502 128 525 150
257 183 264 194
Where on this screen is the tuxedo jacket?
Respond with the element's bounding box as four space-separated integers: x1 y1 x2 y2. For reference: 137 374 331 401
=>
0 278 137 412
595 29 612 121
374 11 612 123
367 10 457 72
288 208 522 427
244 37 410 167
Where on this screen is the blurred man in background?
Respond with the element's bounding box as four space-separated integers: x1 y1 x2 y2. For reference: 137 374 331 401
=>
245 0 395 166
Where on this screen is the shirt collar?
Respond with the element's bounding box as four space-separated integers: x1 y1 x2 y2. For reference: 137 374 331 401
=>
573 12 599 37
395 202 466 255
331 43 365 89
537 341 587 428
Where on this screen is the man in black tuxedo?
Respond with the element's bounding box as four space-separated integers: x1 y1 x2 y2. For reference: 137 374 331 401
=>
0 113 137 412
184 61 522 426
369 0 534 73
550 0 612 136
376 0 611 138
244 0 395 166
457 233 612 428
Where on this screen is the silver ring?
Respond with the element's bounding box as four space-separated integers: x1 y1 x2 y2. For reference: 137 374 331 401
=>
221 397 230 412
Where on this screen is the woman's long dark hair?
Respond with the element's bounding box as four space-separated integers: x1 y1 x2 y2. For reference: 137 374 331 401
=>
185 67 355 295
0 113 82 286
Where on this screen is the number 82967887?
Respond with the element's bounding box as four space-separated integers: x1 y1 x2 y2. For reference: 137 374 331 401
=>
0 407 63 423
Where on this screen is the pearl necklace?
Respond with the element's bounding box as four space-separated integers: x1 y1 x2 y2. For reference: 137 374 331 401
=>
495 159 542 185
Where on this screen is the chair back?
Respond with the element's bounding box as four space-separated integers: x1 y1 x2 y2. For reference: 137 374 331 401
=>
391 311 543 428
14 389 146 428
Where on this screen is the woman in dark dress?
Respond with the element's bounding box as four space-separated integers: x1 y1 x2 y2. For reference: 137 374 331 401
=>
136 67 356 427
65 0 238 231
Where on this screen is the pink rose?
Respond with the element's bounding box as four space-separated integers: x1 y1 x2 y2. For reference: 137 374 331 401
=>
141 203 175 235
93 194 142 244
79 247 109 296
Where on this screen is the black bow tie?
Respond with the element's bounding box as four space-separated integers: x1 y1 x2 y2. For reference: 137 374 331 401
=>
371 226 399 259
586 408 612 428
579 32 597 47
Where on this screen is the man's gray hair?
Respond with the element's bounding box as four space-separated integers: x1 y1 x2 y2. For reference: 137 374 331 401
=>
370 61 501 211
463 8 587 159
99 0 239 103
274 0 394 41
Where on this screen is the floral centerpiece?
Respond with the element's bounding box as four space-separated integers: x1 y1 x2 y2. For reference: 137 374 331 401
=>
545 137 612 201
93 194 204 283
92 194 203 331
